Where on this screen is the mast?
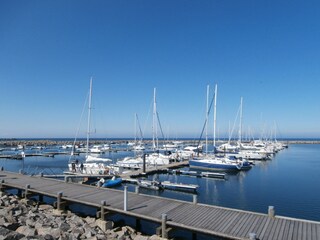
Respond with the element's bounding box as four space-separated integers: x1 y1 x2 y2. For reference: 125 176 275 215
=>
86 77 93 158
205 85 209 154
152 88 157 151
238 97 243 145
213 84 217 147
134 113 137 145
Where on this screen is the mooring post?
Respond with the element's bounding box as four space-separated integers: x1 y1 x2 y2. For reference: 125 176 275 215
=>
161 213 168 238
249 232 257 240
268 206 275 217
135 186 139 194
124 186 128 211
193 194 197 204
143 154 146 173
64 176 69 183
100 200 106 221
57 192 63 210
25 184 30 199
0 179 5 196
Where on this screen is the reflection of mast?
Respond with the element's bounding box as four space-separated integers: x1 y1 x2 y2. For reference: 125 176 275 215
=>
86 77 93 158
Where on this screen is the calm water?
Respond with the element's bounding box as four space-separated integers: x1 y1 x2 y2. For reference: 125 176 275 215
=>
1 143 320 224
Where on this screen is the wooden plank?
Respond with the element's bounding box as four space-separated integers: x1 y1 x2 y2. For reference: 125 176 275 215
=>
259 217 272 239
167 203 200 222
278 219 288 239
267 218 282 240
214 209 237 231
174 205 208 227
303 221 308 240
292 221 301 240
311 223 317 240
189 206 216 228
229 212 251 236
238 214 260 238
219 212 240 233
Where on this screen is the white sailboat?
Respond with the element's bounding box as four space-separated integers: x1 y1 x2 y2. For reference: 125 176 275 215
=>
189 85 251 171
146 88 172 165
68 78 112 175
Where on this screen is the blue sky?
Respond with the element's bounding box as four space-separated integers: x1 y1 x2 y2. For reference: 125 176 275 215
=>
0 0 319 139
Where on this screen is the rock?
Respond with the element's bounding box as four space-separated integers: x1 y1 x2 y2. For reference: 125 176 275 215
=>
59 222 70 232
38 205 54 211
0 226 25 240
16 226 36 237
0 194 155 240
36 226 52 236
133 236 149 240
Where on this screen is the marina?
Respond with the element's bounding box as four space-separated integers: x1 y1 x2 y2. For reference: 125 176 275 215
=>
1 140 320 239
0 169 319 240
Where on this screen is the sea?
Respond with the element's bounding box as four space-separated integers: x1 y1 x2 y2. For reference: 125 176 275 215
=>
1 141 320 239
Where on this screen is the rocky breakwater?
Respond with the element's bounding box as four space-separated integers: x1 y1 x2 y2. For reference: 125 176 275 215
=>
0 193 165 240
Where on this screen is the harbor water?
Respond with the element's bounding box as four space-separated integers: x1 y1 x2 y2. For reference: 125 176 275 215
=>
1 143 320 226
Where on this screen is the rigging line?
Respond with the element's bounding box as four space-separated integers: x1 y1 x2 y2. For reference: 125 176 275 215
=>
156 111 166 144
229 102 241 143
68 91 89 162
196 91 215 153
142 97 153 138
136 114 144 141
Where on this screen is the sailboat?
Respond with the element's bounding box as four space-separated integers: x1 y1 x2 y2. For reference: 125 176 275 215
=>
67 78 112 175
145 88 172 166
189 85 251 171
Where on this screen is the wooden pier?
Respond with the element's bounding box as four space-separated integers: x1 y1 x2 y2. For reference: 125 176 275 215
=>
0 170 319 240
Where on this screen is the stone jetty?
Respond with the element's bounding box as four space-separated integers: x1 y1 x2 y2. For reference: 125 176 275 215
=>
0 193 165 240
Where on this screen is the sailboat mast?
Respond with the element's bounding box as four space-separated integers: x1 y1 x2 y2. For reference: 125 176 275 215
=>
239 97 243 144
86 77 93 158
205 85 209 154
152 88 157 151
213 84 217 147
134 113 137 145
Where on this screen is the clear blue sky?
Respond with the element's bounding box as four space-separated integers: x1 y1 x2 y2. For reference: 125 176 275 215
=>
1 0 319 139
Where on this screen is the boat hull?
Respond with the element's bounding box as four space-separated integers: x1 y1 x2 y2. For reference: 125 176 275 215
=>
189 159 241 171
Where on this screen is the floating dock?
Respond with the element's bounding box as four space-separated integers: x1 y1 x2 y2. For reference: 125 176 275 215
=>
0 169 319 240
169 169 226 179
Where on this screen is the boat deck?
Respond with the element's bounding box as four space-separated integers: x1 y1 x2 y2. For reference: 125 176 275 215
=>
0 170 319 240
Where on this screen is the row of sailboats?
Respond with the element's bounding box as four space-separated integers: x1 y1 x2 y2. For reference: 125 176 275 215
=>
67 79 285 176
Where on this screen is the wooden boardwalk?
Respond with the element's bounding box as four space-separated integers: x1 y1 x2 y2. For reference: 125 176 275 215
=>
0 170 319 240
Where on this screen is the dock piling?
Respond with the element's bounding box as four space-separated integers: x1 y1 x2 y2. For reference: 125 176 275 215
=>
143 154 146 173
193 194 198 204
135 186 139 194
64 176 70 183
0 179 5 197
100 200 107 221
56 191 65 211
268 206 275 217
124 186 128 211
249 232 257 240
24 184 30 199
161 213 168 238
